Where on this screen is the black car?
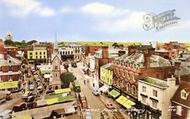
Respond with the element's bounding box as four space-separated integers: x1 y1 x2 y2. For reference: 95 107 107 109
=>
71 62 77 68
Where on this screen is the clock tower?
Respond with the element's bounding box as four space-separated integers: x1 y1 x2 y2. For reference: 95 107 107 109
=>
50 41 62 89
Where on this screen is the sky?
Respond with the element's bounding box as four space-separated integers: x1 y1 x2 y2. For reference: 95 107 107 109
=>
0 0 190 42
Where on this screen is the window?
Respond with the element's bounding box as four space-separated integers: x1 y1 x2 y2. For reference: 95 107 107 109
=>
132 85 136 95
40 52 42 55
44 52 46 54
176 106 182 116
30 56 32 59
30 52 32 55
40 56 42 59
142 86 146 93
142 96 147 103
181 90 188 100
36 56 38 59
55 66 58 70
152 100 157 108
153 90 158 97
36 52 37 55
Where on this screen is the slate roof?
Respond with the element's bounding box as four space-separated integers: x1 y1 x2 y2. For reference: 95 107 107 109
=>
172 81 190 108
115 53 171 67
0 55 21 66
139 77 169 89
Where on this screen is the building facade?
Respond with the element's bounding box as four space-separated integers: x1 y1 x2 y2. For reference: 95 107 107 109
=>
171 81 190 119
58 47 74 61
0 40 21 90
138 77 178 119
112 47 174 101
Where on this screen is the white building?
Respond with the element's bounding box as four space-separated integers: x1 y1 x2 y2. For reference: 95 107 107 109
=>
138 76 178 119
58 47 74 61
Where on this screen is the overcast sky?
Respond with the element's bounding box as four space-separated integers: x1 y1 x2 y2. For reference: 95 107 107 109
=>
0 0 189 42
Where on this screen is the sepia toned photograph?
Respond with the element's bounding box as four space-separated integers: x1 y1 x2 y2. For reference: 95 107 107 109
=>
0 0 190 119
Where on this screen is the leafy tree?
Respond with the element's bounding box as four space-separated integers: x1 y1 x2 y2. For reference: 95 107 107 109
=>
60 72 76 88
112 42 119 48
4 39 14 46
27 40 37 45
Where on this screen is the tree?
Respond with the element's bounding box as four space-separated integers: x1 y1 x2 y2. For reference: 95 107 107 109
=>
4 39 14 46
60 72 76 88
27 40 37 45
112 42 119 48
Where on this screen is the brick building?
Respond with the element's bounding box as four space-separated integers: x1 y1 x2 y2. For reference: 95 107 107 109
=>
0 40 21 90
156 42 186 59
171 81 190 119
112 46 175 101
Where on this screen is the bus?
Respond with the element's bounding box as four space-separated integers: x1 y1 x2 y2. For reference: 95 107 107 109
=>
73 80 81 92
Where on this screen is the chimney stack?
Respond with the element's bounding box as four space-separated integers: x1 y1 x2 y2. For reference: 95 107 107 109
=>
102 46 108 59
144 48 155 68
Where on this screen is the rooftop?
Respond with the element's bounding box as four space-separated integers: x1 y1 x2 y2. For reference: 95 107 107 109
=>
140 77 169 88
115 53 171 68
0 55 21 66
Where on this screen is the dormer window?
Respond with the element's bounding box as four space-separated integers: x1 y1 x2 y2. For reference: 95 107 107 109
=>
181 89 189 100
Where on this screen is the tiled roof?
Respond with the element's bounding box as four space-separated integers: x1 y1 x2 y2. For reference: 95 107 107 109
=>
115 53 171 67
174 66 190 76
172 81 190 108
0 55 21 66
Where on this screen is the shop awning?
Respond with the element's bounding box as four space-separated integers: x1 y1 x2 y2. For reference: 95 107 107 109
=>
99 85 109 93
12 115 32 119
116 95 127 105
54 88 71 94
108 89 120 98
45 95 74 105
116 95 135 109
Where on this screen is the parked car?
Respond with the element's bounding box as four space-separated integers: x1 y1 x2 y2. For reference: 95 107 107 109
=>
92 88 100 96
79 93 88 109
112 111 125 119
0 110 12 119
12 102 27 112
71 61 77 68
37 86 43 94
22 91 32 99
105 101 115 109
100 110 110 119
29 84 35 91
85 109 93 119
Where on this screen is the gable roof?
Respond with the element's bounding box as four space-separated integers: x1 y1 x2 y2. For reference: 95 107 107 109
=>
51 53 61 62
172 81 190 108
115 53 171 68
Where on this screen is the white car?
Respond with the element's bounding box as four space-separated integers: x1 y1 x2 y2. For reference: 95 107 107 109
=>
0 110 12 119
29 84 35 91
92 89 100 96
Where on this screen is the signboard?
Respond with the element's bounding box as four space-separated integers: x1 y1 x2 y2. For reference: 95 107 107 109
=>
0 81 18 89
100 67 113 85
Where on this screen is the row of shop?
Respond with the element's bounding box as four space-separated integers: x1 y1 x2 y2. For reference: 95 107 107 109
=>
98 82 161 119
